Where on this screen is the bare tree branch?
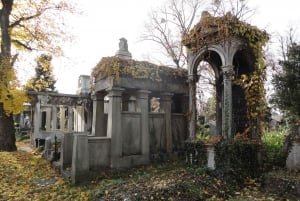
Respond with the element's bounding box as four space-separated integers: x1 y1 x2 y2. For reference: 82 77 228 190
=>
141 0 205 68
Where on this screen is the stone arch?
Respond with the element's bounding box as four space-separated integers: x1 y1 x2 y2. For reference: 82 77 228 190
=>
188 45 225 76
188 47 224 137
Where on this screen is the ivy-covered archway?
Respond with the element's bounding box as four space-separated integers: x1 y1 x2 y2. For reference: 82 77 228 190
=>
183 11 269 143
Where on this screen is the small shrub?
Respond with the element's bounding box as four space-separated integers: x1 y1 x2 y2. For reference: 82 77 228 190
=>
262 129 287 168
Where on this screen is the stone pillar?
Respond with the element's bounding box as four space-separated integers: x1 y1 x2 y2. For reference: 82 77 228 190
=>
51 106 57 131
67 106 73 132
19 112 24 128
33 99 41 145
45 107 51 131
136 90 151 161
92 92 105 136
221 65 234 139
61 132 74 170
128 96 137 112
188 76 197 140
160 92 173 153
206 144 216 170
106 87 124 167
73 106 80 132
60 106 66 131
73 107 78 132
75 106 85 132
71 133 89 184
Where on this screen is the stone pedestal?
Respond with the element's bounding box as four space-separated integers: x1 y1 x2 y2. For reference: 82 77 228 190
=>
106 87 124 168
61 132 74 170
206 144 216 170
286 142 300 171
71 133 89 184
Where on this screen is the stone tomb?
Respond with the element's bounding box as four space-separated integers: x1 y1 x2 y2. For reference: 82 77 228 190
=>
60 42 189 183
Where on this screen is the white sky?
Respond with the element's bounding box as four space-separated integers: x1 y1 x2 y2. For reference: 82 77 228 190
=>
26 0 300 94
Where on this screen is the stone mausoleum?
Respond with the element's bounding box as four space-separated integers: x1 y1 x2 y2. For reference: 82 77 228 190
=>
27 13 300 184
28 38 189 183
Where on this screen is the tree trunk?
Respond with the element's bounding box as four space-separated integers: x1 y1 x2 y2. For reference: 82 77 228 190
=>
0 104 16 151
0 0 16 151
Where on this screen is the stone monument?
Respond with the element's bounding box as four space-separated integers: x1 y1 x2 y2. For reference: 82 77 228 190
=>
115 37 132 59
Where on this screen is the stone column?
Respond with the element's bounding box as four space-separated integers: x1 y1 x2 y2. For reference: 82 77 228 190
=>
106 87 124 167
136 90 151 161
221 65 234 139
78 106 85 132
188 76 197 140
51 106 57 131
19 112 24 128
74 106 84 132
160 92 173 153
128 96 137 112
67 106 74 132
45 107 51 131
92 92 105 136
33 99 41 145
60 106 66 131
73 107 78 132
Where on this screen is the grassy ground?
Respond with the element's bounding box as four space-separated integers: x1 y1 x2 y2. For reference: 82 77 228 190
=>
0 140 293 201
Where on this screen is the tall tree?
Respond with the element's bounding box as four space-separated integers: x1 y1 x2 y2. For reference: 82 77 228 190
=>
25 54 56 92
271 42 300 119
0 0 75 151
0 0 17 151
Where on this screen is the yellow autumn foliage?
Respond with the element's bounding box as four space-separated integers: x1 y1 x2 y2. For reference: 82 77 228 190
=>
0 57 27 115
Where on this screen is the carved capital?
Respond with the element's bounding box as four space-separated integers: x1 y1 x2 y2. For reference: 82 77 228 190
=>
222 65 234 80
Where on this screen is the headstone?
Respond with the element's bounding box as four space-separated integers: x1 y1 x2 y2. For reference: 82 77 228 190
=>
286 142 300 171
206 145 215 170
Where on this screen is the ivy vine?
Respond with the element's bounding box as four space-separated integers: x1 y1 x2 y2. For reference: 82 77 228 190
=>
92 56 187 83
182 12 269 143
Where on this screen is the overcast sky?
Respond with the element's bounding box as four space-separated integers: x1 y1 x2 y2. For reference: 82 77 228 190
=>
27 0 299 94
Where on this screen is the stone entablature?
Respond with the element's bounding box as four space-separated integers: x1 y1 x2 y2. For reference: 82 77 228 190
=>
28 91 91 106
27 91 92 146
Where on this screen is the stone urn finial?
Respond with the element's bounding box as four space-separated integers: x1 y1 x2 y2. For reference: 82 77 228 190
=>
115 37 132 59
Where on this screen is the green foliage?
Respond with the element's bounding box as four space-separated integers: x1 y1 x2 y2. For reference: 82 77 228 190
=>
271 43 300 120
215 141 261 177
25 54 57 92
262 129 287 168
196 124 210 141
